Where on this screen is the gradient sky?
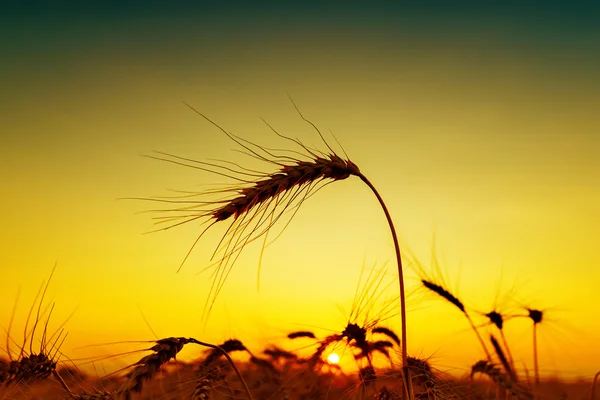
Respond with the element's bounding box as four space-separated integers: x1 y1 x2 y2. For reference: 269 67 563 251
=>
1 1 599 380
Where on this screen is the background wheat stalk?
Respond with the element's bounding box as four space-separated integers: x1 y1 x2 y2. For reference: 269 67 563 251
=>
484 310 517 378
526 308 543 386
193 339 247 400
135 98 414 397
77 337 254 400
421 279 493 363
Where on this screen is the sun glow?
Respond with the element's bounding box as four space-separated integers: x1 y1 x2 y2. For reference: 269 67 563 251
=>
327 353 340 364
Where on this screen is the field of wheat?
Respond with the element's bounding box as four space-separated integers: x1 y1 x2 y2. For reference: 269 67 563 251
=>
3 3 600 399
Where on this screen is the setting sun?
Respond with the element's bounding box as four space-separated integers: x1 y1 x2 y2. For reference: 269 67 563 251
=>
327 353 340 365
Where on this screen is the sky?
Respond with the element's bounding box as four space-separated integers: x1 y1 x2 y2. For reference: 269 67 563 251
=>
1 1 599 380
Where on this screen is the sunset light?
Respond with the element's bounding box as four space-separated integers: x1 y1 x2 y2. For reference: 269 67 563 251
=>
1 2 599 399
327 353 340 365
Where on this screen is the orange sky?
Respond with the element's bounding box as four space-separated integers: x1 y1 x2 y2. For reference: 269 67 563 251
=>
1 2 599 380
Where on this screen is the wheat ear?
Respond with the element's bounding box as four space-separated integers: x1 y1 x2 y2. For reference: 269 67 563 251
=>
421 279 492 362
117 337 252 400
491 335 517 382
486 310 517 380
138 100 413 398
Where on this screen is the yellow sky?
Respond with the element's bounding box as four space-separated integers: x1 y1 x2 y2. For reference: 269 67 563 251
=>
1 7 599 380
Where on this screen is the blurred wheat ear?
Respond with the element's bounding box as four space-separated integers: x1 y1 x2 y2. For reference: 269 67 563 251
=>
133 97 413 398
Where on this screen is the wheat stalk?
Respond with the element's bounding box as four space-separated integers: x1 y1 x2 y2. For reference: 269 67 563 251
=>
526 308 543 386
484 310 517 379
491 335 517 382
136 98 413 397
421 279 492 362
193 339 247 400
112 337 252 400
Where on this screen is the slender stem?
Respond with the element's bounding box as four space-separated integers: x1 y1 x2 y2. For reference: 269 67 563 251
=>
465 313 493 363
500 329 517 381
533 323 539 385
52 370 75 397
358 173 413 398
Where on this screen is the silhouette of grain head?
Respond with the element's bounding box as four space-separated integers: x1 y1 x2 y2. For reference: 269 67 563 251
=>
136 100 413 380
119 337 194 396
342 323 367 347
0 353 57 386
287 331 316 340
485 311 504 330
421 279 465 313
490 335 516 382
1 264 70 387
136 101 364 322
407 356 431 372
372 327 401 346
527 308 543 324
211 155 360 223
291 266 402 370
20 353 56 380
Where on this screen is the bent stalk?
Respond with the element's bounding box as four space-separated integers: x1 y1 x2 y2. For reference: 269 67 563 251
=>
357 173 413 399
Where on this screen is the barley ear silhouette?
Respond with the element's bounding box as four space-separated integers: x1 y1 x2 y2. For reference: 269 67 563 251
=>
135 98 414 399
